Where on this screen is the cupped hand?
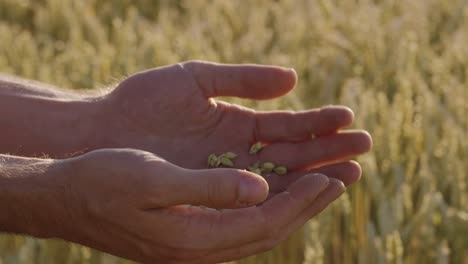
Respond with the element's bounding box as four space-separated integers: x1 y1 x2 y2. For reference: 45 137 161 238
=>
55 148 349 263
96 61 372 191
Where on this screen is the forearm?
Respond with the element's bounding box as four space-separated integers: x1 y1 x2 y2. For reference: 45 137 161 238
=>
0 155 66 238
0 75 106 158
0 73 84 99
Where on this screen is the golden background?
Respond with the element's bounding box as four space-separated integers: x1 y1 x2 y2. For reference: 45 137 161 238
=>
0 0 467 263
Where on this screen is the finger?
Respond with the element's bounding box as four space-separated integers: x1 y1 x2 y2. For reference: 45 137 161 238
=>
199 178 345 264
147 167 269 209
279 178 345 239
266 160 361 193
147 173 330 250
259 130 372 170
182 60 297 99
254 106 354 142
217 173 329 248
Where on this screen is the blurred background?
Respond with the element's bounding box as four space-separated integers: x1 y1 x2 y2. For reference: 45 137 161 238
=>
0 0 467 263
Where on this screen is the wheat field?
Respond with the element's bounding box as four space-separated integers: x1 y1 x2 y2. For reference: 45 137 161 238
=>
0 0 467 263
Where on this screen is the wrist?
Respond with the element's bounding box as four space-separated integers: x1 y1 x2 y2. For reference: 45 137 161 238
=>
61 96 111 157
0 75 114 157
0 156 69 238
0 87 111 158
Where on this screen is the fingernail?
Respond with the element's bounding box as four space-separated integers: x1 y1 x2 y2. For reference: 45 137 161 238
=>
278 66 296 76
288 67 297 76
335 178 347 193
310 173 330 191
327 178 347 200
238 176 268 205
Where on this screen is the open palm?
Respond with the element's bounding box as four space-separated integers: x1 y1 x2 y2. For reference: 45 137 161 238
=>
100 61 372 193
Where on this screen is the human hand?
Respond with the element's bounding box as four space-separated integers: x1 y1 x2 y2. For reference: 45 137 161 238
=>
93 61 371 191
0 61 371 263
44 148 349 263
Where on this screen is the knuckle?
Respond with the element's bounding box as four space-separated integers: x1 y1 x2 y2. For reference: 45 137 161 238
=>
180 60 216 96
205 175 232 206
205 179 219 206
182 60 204 68
180 60 204 79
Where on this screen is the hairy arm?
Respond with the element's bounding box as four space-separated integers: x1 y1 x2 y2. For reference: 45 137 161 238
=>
0 75 105 157
0 73 87 98
0 155 66 238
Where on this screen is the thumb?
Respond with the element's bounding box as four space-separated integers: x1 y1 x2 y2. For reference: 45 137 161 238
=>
158 167 269 209
182 61 297 99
